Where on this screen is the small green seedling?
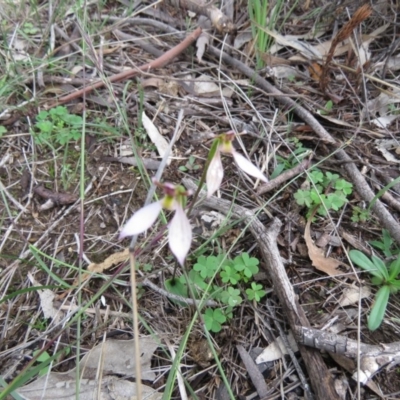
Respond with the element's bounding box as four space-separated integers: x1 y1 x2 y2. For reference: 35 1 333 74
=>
22 22 39 35
318 100 333 115
179 155 201 172
33 106 83 147
270 139 310 179
165 252 267 333
349 249 400 330
351 206 369 223
32 350 51 377
294 170 353 217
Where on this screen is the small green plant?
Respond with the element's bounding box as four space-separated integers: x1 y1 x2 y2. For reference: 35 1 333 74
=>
165 253 266 333
32 350 51 377
270 139 310 179
33 106 83 147
351 205 369 223
388 103 400 115
246 282 266 301
370 229 400 258
203 308 227 332
349 250 400 330
22 22 39 35
30 317 49 332
179 155 201 172
318 100 333 115
294 170 353 217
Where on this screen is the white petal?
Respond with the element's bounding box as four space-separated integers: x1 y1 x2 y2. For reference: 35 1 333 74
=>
232 152 268 183
168 206 192 266
119 201 162 239
206 151 224 197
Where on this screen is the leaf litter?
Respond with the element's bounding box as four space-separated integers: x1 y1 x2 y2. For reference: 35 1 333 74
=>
2 0 400 398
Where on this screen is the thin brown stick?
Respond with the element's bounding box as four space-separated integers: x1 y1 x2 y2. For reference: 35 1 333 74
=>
49 27 202 107
257 157 312 195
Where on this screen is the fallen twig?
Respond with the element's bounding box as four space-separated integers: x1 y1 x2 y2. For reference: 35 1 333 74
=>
294 325 400 385
33 184 78 205
142 278 218 307
257 157 312 195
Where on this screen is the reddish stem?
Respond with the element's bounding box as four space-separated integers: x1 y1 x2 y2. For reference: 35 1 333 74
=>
51 27 202 107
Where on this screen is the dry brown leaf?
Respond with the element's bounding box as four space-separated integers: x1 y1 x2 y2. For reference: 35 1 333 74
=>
304 219 342 276
255 331 298 363
87 248 129 273
64 248 129 295
261 53 293 66
28 272 61 323
142 112 171 163
338 285 371 307
196 32 209 62
308 62 323 81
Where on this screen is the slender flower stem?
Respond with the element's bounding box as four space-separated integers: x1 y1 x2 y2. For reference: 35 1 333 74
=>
187 138 219 216
129 253 142 400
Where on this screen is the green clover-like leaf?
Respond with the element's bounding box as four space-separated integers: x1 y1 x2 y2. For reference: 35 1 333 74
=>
220 286 242 307
49 105 68 117
309 170 324 184
335 179 353 195
204 308 227 333
36 120 53 134
328 191 347 211
246 282 266 302
194 255 222 279
324 172 339 185
164 278 188 307
220 265 240 284
233 253 259 278
294 189 313 208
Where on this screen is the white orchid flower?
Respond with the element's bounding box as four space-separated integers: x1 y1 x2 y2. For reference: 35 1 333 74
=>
206 131 268 197
119 182 192 266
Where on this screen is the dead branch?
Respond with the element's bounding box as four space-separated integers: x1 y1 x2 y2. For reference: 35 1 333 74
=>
294 325 400 385
257 157 312 195
237 345 270 398
33 185 78 205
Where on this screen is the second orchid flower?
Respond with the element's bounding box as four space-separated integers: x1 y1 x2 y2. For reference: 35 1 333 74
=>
206 131 268 197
